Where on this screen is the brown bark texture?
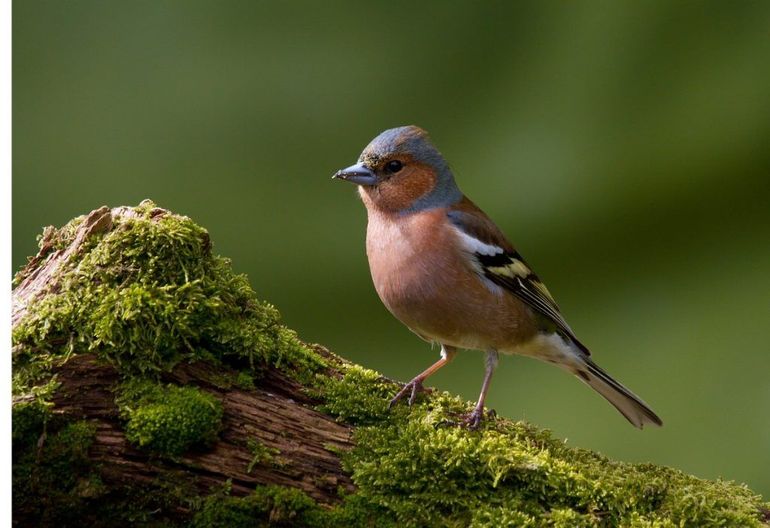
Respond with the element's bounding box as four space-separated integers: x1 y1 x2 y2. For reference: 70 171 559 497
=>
11 204 354 521
46 352 354 505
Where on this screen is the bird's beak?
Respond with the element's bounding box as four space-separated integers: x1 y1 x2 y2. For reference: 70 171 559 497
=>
332 162 377 186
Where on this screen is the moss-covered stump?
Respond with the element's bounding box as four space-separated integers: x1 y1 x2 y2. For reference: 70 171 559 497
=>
12 201 769 527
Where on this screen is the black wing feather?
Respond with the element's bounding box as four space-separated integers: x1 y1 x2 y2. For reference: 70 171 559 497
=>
447 207 589 355
477 251 590 355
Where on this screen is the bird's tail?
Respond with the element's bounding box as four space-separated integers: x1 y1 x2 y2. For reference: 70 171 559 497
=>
572 356 662 429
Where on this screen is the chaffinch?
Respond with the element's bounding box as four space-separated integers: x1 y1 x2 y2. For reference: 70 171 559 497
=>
333 125 662 429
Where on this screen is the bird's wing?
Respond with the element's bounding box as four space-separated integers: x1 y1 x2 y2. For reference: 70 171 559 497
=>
447 198 589 355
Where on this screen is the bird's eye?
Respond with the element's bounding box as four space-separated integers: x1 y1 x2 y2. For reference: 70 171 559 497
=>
385 160 403 173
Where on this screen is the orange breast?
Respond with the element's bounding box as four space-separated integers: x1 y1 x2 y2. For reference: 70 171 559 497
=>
365 209 538 351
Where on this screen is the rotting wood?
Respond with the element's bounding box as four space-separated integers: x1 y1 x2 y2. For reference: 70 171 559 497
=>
45 353 354 505
12 204 355 512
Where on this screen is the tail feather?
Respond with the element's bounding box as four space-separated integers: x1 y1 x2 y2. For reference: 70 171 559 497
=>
576 357 662 429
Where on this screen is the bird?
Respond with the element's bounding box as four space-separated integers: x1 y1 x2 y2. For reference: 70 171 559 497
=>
332 125 662 429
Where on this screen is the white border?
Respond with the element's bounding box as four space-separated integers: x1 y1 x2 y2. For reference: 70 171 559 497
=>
4 0 14 522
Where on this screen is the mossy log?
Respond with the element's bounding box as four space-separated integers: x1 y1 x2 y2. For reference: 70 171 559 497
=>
12 201 770 527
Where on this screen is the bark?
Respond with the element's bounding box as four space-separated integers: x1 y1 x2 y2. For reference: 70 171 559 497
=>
12 203 355 526
46 352 354 506
12 203 769 527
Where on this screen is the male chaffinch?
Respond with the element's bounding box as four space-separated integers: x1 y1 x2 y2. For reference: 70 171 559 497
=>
333 125 662 429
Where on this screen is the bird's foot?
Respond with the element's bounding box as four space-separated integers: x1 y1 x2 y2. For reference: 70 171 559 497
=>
389 377 431 408
462 408 484 430
461 406 495 430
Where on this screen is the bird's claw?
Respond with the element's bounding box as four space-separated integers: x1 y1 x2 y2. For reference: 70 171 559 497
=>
461 407 495 430
389 378 431 408
462 409 484 430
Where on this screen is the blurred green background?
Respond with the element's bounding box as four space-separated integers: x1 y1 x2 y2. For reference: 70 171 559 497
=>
13 1 770 497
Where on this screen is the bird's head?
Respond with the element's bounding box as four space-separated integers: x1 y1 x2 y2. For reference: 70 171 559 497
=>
333 126 462 214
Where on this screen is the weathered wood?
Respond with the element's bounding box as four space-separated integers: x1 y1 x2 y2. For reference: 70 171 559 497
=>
48 353 354 505
12 204 354 512
14 203 769 527
12 204 167 328
12 206 112 327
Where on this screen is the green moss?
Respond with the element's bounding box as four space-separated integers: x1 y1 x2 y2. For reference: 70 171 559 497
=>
12 202 769 527
15 413 200 527
234 370 256 390
12 378 59 448
324 388 769 527
312 326 770 527
192 483 325 527
12 200 325 393
246 439 280 473
13 217 86 288
12 400 48 447
117 379 223 457
313 364 769 527
13 419 101 525
316 364 396 425
191 482 398 528
11 201 325 524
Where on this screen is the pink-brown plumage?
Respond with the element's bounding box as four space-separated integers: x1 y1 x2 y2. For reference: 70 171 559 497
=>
333 125 662 429
364 205 538 351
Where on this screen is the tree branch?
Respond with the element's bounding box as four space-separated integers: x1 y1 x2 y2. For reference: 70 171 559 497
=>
12 202 769 527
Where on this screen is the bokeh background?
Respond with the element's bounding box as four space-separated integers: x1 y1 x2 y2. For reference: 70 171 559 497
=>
13 1 770 497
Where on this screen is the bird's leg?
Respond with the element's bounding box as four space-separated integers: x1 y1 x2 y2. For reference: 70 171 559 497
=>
463 349 499 429
390 345 457 408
